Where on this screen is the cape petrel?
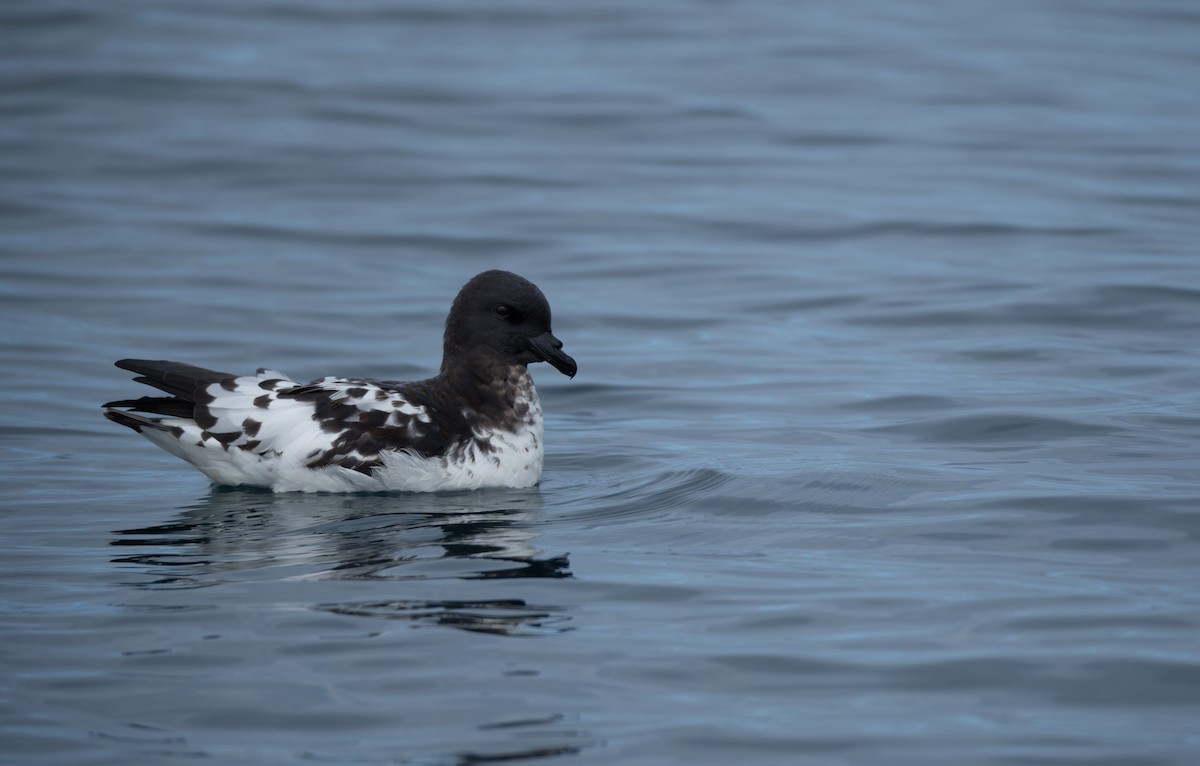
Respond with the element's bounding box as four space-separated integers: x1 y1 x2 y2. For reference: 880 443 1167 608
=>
103 270 577 492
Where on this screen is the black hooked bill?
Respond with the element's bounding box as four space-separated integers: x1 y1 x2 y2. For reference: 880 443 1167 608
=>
528 332 577 378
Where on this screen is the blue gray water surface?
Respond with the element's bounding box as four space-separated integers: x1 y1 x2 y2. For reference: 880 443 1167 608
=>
2 1 1199 764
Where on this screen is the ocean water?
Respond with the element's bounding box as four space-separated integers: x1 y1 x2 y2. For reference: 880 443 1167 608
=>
2 1 1199 764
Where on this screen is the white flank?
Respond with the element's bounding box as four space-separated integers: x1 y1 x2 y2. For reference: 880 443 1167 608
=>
129 368 545 493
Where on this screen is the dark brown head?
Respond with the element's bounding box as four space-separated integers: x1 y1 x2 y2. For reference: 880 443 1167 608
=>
441 270 577 378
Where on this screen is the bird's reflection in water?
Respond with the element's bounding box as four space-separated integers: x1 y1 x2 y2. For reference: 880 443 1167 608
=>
111 488 571 636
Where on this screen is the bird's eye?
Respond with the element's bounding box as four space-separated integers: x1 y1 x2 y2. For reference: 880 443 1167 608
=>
492 304 513 320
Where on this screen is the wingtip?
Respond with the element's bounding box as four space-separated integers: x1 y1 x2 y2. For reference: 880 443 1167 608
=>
103 408 144 432
103 407 172 433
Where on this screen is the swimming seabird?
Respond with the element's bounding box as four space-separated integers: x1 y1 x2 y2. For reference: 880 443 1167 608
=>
103 270 576 492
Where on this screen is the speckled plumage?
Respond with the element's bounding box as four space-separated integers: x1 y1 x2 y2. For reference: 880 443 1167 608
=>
103 271 576 493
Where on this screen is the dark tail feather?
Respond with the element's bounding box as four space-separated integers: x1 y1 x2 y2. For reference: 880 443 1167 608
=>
105 359 238 429
115 359 235 400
